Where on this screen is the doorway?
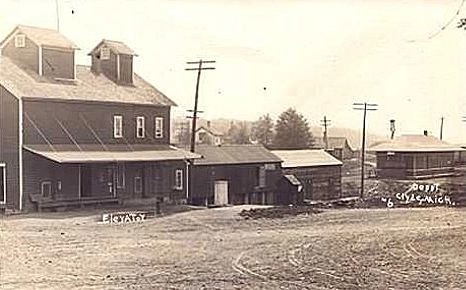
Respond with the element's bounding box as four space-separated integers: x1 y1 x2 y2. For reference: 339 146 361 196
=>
214 180 228 206
80 165 92 198
134 167 145 198
0 163 6 203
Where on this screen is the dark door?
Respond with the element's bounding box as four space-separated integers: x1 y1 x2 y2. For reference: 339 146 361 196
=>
134 167 144 198
81 165 92 198
0 165 5 203
96 165 115 197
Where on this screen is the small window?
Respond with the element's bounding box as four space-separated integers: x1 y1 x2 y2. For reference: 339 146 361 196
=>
174 169 183 190
155 117 164 139
257 166 266 188
15 34 25 48
100 47 110 60
136 116 145 138
113 115 123 138
41 181 52 198
117 163 125 188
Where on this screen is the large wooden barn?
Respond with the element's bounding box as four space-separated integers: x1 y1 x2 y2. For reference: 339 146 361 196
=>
0 25 199 211
369 134 463 179
271 149 342 200
189 145 282 206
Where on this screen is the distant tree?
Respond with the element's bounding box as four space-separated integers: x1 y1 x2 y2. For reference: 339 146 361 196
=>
273 108 314 149
227 121 250 144
251 114 274 147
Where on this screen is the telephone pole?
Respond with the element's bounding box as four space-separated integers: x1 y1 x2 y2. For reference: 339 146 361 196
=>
320 116 331 150
185 60 216 153
440 116 444 140
353 102 378 199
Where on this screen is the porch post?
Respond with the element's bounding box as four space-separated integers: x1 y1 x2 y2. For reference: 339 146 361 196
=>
78 165 82 199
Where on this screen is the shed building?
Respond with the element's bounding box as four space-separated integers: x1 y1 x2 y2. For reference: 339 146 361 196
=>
271 149 342 200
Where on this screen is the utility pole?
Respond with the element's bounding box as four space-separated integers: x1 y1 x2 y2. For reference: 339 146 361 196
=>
440 116 444 140
320 116 331 150
55 0 60 32
185 60 216 153
353 102 378 199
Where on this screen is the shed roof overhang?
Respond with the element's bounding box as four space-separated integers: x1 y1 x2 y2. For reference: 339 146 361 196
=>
24 144 201 163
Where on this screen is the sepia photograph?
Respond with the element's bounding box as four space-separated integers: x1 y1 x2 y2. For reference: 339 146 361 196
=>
1 0 466 289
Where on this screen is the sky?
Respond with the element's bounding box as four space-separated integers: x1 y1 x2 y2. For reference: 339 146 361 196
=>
1 0 466 143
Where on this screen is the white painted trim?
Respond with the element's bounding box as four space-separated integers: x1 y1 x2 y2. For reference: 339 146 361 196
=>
18 99 23 210
116 54 120 81
0 163 6 204
38 46 43 76
136 116 145 138
185 161 189 200
113 115 123 138
155 117 164 139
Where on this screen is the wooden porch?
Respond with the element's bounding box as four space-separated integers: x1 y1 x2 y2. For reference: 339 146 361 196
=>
29 193 119 212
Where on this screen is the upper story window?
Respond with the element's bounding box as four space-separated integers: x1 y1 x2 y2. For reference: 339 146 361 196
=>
14 34 25 48
155 117 164 139
113 115 123 138
136 116 145 138
100 47 110 60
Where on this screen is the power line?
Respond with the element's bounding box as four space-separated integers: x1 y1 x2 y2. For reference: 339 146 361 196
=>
409 0 466 42
185 60 216 153
353 102 378 199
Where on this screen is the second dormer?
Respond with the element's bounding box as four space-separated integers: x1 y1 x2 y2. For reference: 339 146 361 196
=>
88 40 137 86
0 25 79 80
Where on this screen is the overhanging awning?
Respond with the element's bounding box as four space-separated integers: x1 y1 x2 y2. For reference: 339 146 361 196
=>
24 144 202 163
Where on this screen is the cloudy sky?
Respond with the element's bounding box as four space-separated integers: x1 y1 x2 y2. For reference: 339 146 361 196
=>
1 0 466 142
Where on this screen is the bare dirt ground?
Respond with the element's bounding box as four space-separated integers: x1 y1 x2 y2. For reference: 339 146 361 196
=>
1 206 466 290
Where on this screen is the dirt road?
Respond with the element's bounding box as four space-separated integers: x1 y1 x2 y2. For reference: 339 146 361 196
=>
1 206 465 289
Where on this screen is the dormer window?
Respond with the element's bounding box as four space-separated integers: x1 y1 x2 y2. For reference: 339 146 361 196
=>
100 47 110 60
14 34 25 48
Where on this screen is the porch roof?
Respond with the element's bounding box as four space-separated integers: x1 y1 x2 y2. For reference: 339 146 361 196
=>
24 144 201 163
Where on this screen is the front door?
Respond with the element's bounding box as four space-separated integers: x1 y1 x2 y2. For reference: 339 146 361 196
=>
97 165 115 197
214 180 228 205
134 167 144 198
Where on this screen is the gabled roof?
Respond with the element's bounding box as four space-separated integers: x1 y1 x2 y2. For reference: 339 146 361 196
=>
368 135 464 152
88 39 137 56
0 57 176 106
0 25 79 50
193 145 282 165
271 149 343 168
313 137 353 151
195 126 224 136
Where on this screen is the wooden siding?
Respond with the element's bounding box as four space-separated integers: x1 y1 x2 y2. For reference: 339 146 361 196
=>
42 48 75 79
189 163 281 205
282 165 341 200
1 34 39 73
23 100 171 145
100 50 118 82
0 86 20 209
119 55 133 85
376 151 455 178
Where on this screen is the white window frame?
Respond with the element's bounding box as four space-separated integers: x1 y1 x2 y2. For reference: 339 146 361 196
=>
116 163 125 189
100 47 110 60
14 34 25 48
113 115 123 138
155 117 164 139
0 163 6 204
136 116 145 138
41 181 52 198
174 169 183 190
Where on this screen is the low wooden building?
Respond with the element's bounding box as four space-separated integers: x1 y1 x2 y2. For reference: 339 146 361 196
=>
369 135 463 179
313 137 355 160
189 145 282 206
271 149 342 200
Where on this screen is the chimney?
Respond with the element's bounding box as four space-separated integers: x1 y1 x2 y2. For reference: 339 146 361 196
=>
389 119 395 140
423 130 428 136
